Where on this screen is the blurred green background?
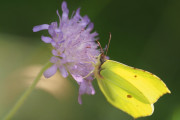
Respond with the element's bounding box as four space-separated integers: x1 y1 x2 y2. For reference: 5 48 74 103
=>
0 0 179 120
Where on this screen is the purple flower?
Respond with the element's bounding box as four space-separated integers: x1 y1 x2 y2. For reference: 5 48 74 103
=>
33 1 100 104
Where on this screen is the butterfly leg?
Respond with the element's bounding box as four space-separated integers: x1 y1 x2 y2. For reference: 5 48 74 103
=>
83 70 94 79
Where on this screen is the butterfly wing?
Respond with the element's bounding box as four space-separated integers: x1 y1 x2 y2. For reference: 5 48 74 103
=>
96 60 170 118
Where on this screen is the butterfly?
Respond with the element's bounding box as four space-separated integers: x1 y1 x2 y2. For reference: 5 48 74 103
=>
93 35 170 118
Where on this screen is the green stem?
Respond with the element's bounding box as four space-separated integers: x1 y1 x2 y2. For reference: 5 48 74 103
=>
3 62 52 120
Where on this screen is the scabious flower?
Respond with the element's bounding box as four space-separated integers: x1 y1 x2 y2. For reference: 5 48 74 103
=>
33 1 100 104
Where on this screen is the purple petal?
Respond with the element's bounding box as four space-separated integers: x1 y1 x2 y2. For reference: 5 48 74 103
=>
80 15 90 27
91 32 98 38
78 80 95 104
71 74 83 82
51 41 57 47
87 23 94 32
33 24 49 32
50 56 59 63
83 80 95 95
48 22 58 36
41 36 52 43
87 82 95 95
73 8 81 20
43 64 57 78
56 10 61 22
59 66 68 78
83 15 90 23
78 94 83 104
62 1 69 20
52 49 58 56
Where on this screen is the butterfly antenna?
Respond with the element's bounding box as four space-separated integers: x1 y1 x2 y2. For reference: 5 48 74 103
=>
96 40 104 54
105 32 111 55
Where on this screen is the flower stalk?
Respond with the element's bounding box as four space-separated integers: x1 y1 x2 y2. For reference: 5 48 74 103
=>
3 62 52 120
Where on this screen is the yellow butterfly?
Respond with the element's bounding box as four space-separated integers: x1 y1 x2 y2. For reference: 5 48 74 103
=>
93 38 170 119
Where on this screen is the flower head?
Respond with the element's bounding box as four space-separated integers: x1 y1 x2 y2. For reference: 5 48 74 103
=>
33 1 100 104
